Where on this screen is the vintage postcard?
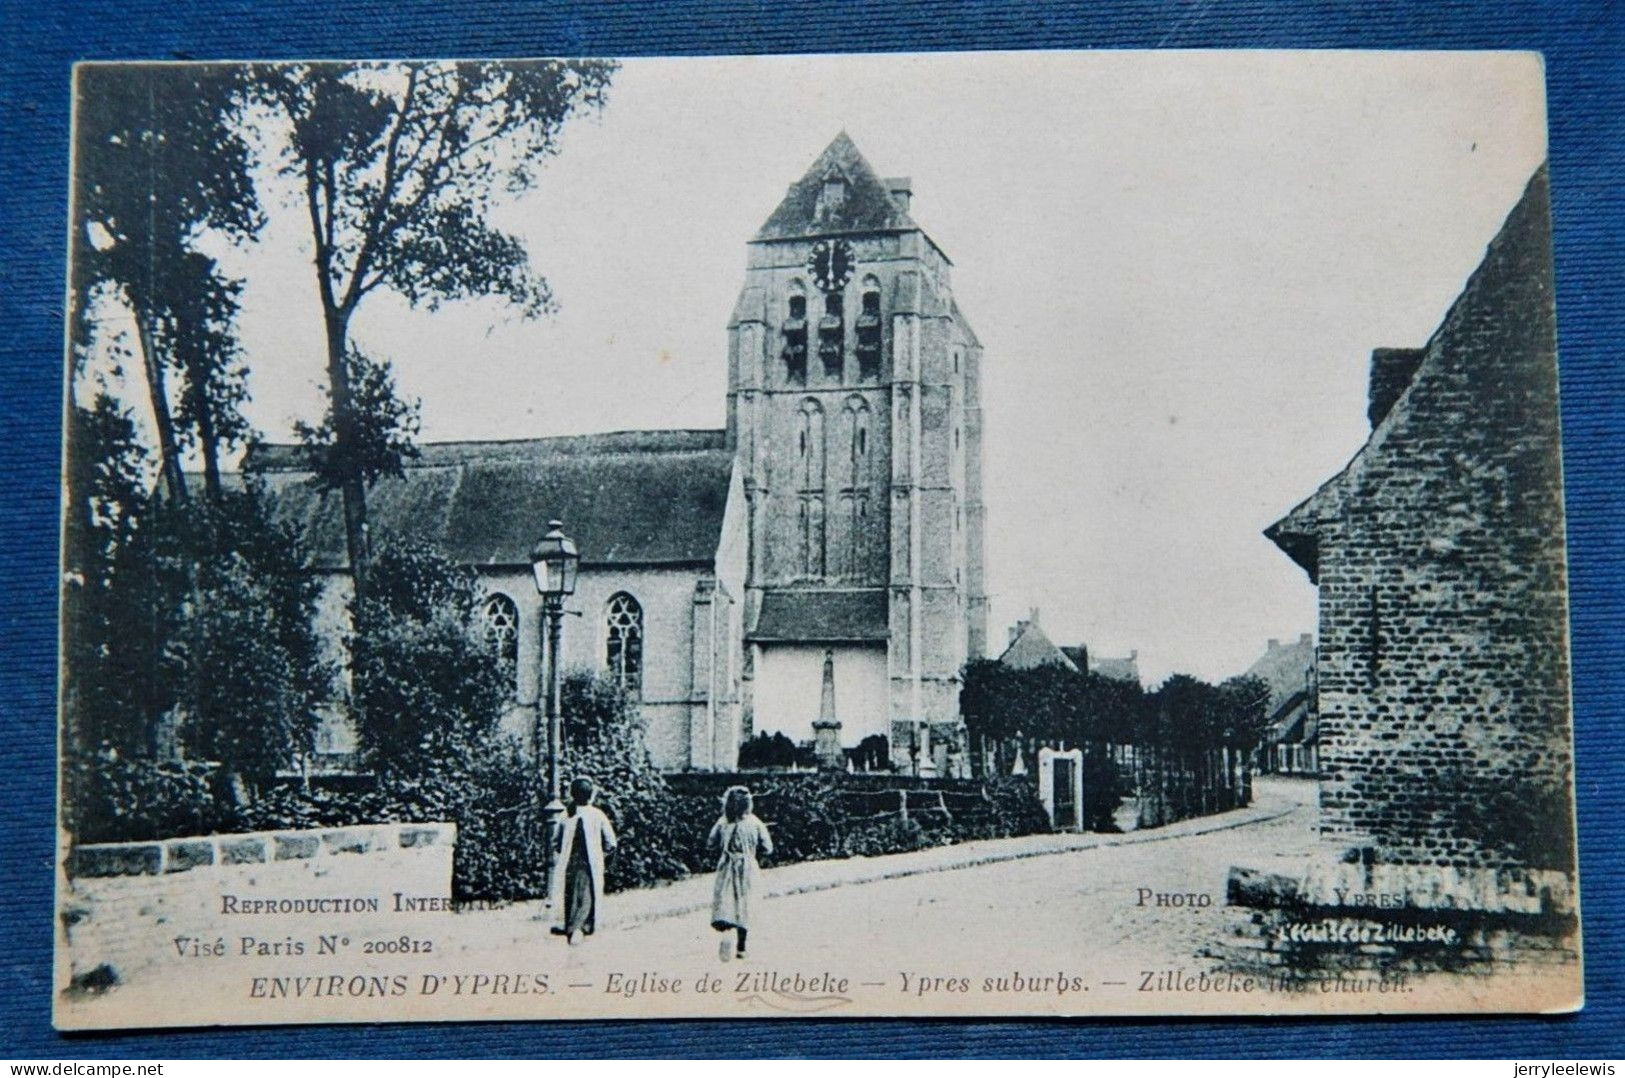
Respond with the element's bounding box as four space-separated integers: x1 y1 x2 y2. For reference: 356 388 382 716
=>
55 50 1580 1029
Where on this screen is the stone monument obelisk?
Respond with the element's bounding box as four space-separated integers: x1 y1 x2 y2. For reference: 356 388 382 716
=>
812 649 844 770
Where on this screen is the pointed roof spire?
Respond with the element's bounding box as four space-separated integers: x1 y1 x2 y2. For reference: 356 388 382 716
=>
756 132 918 241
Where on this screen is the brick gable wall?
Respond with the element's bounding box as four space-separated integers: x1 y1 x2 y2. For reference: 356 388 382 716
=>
1308 166 1572 871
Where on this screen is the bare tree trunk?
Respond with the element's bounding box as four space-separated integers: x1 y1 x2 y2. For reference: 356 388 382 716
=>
134 314 188 504
322 304 370 597
190 371 223 501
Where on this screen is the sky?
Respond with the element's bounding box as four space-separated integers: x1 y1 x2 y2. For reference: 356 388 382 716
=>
92 51 1549 685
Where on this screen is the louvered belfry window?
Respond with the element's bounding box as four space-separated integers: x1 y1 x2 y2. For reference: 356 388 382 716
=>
819 291 845 377
782 289 808 384
856 280 882 380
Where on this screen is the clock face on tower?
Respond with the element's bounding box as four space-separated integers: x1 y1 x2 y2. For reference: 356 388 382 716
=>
807 238 855 293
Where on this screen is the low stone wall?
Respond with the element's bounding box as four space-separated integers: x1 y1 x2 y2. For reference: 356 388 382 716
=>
58 822 456 999
1301 860 1574 918
1221 857 1579 976
70 822 455 879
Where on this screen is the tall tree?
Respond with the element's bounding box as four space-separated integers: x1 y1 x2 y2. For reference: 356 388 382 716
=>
167 251 254 499
71 64 261 502
61 394 152 757
267 60 617 590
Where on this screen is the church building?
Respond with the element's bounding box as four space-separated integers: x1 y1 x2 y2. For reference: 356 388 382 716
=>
728 133 988 771
265 133 988 774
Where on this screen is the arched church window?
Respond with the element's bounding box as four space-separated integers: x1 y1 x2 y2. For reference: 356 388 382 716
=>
798 399 828 579
842 396 872 580
605 592 644 696
481 593 519 691
782 281 807 385
818 291 844 378
844 396 871 486
857 276 882 380
798 398 825 489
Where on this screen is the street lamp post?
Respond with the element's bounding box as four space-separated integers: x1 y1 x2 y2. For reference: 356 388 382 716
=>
530 519 579 899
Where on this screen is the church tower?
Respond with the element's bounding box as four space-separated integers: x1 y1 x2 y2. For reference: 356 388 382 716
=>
727 133 987 771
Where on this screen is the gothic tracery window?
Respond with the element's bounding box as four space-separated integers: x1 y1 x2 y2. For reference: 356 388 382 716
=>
845 396 871 486
481 593 519 692
799 398 826 488
842 396 872 579
605 592 644 696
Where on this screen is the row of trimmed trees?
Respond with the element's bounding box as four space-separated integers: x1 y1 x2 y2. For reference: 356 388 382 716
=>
960 660 1272 829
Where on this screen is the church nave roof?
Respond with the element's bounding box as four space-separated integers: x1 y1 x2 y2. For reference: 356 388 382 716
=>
241 429 734 571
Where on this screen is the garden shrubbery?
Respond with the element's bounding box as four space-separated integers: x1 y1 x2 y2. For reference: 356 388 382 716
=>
63 514 1057 903
62 753 224 845
660 770 1052 880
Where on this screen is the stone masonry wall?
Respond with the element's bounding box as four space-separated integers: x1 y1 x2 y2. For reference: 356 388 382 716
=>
1312 166 1572 872
59 823 455 996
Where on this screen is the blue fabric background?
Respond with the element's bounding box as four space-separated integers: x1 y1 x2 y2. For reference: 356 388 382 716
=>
1 0 1619 1058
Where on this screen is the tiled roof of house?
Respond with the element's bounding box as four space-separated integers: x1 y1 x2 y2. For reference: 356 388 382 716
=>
998 618 1078 672
1088 654 1141 685
1242 634 1315 714
244 430 734 571
748 589 889 642
755 132 919 241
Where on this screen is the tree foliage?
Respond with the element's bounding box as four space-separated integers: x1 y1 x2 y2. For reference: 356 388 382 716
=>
962 659 1274 829
962 659 1271 754
349 540 510 775
267 60 618 581
62 396 154 759
148 491 330 796
71 64 261 502
737 731 811 770
168 552 315 795
1143 673 1272 750
62 476 330 808
559 671 689 893
164 254 254 498
293 347 422 493
851 733 893 772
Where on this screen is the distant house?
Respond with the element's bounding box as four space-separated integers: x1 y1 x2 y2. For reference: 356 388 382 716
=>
998 609 1077 671
1241 634 1317 775
1087 650 1140 686
996 615 1142 688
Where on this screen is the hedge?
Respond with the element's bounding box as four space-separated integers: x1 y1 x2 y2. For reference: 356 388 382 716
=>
64 755 1053 902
